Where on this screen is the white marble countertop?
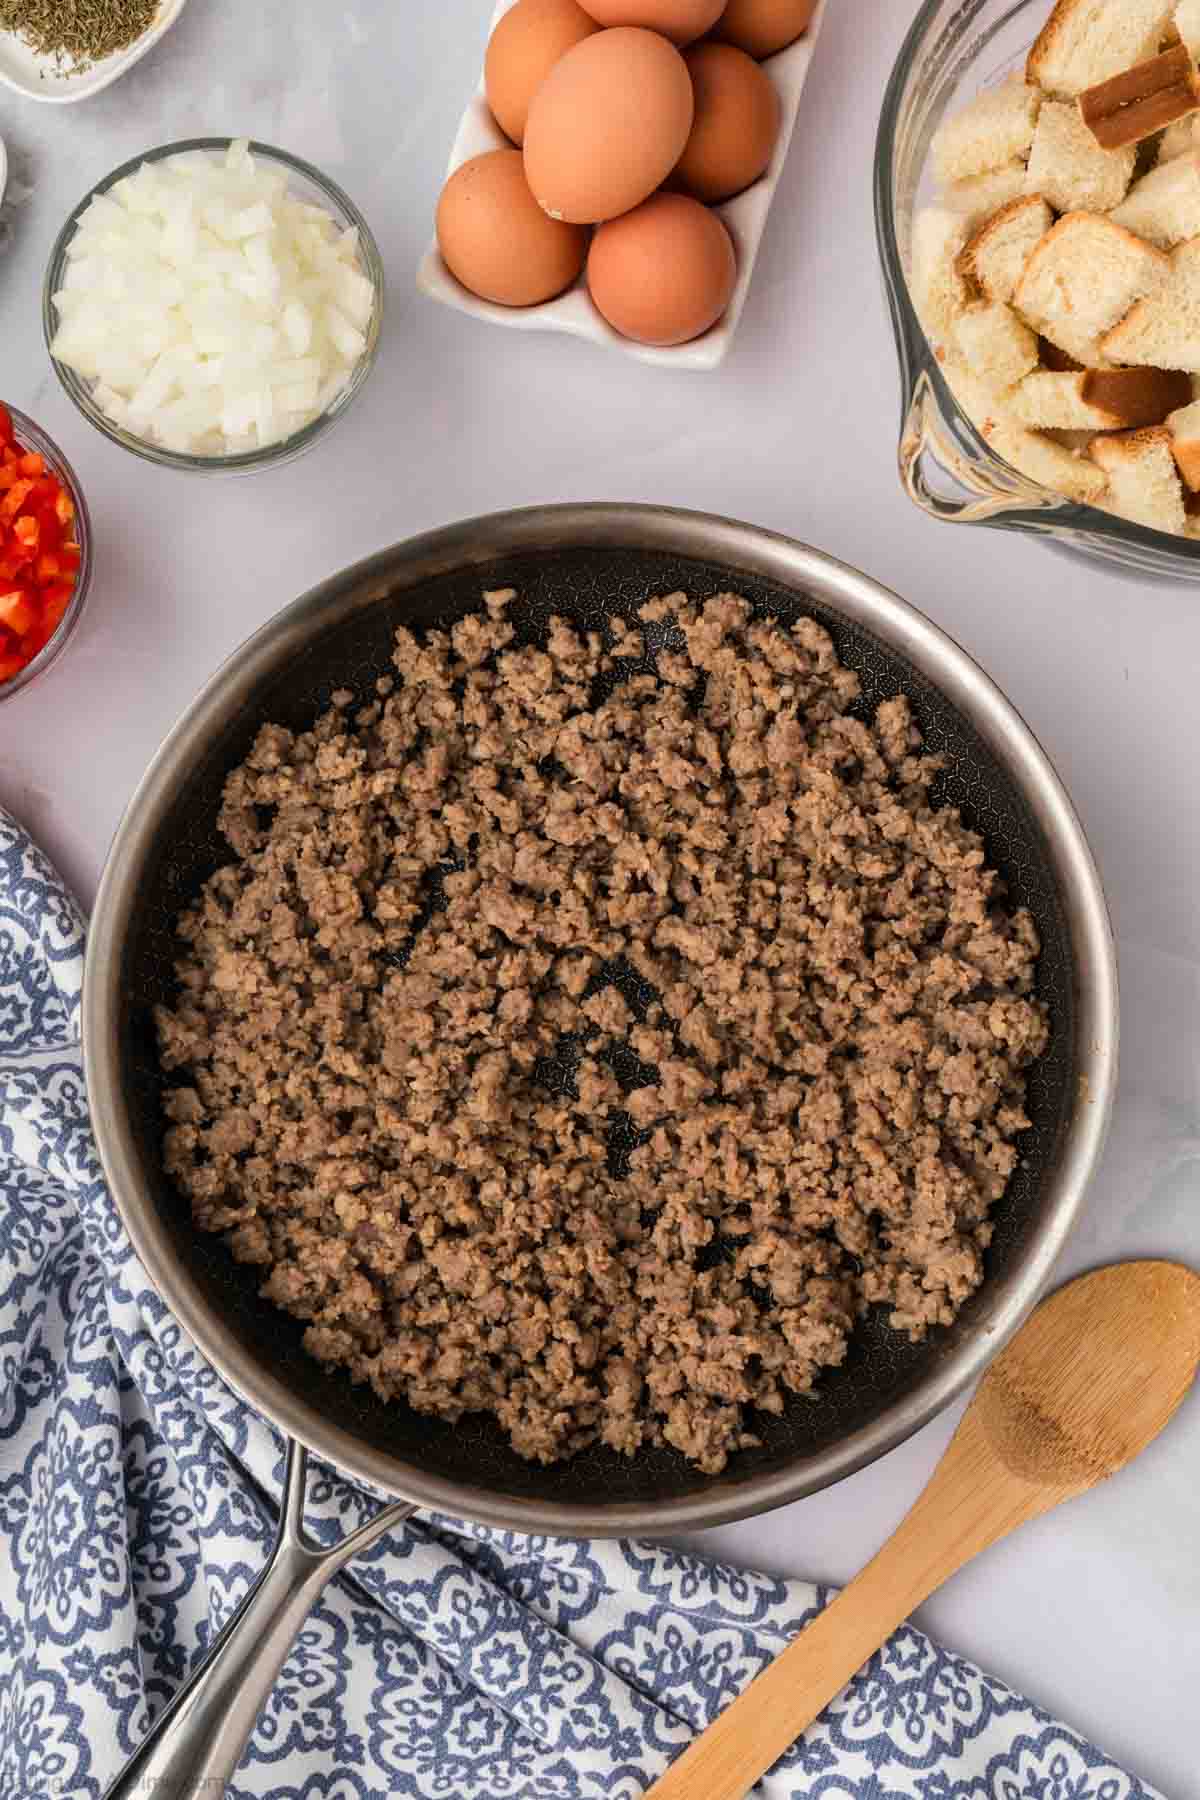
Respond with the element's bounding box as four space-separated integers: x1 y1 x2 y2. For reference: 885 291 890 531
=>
1 2 1197 1793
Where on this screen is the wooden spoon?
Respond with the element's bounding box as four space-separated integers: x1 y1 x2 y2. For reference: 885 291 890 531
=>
644 1260 1200 1800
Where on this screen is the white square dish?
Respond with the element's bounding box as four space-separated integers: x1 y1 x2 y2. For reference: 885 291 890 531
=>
416 0 827 369
0 0 187 105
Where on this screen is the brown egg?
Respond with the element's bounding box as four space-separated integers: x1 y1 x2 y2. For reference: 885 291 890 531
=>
524 27 694 223
436 150 589 306
674 43 780 201
485 0 600 145
711 0 817 59
576 0 724 46
587 191 737 343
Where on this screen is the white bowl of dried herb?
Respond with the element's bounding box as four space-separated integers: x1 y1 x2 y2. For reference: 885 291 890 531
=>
0 0 187 104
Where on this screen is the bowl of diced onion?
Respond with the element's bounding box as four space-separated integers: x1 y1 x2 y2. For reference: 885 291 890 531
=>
43 138 384 473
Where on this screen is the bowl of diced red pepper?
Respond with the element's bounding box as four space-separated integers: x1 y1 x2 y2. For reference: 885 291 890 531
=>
0 402 91 701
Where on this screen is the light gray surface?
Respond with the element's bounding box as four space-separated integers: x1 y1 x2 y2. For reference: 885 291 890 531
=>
0 2 1197 1795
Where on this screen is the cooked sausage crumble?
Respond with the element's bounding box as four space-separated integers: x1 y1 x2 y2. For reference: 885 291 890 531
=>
156 590 1048 1473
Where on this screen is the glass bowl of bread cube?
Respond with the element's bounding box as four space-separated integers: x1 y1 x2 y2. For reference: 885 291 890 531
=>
877 0 1200 576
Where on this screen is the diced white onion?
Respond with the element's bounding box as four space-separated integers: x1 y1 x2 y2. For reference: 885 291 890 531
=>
326 307 366 362
50 139 375 458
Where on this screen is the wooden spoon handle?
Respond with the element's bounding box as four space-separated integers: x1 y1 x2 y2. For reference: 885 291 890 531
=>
643 1413 1051 1800
643 1575 919 1800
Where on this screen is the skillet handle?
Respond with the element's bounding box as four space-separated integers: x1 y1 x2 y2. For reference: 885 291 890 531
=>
103 1439 418 1800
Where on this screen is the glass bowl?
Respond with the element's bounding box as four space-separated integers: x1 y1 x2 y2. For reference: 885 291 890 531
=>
42 138 384 476
875 0 1200 581
0 405 93 705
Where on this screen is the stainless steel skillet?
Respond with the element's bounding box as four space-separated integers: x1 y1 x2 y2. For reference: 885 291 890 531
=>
83 504 1117 1797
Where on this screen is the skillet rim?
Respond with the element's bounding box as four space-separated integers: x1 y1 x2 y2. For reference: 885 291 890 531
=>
81 502 1119 1532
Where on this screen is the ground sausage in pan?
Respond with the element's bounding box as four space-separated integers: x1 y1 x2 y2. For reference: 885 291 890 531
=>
156 590 1048 1473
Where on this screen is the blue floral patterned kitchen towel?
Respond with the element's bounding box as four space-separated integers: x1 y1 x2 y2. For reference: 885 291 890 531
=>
0 802 1161 1800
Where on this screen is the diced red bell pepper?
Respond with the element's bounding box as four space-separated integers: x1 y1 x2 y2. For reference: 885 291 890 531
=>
0 480 34 521
0 592 36 636
0 407 81 687
41 592 71 633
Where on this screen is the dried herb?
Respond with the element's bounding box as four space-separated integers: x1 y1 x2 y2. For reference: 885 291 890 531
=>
0 0 159 72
